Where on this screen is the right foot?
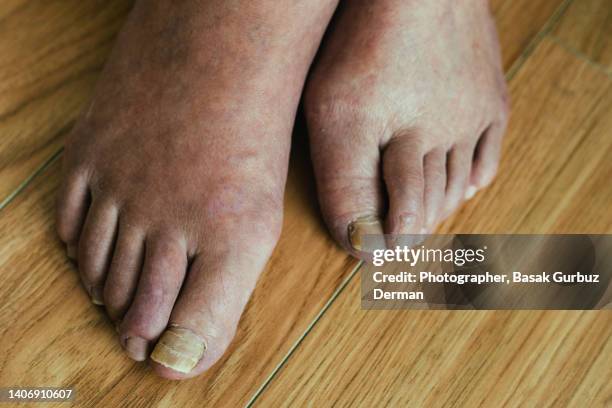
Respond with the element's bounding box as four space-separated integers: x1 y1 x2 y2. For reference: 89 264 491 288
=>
56 0 336 379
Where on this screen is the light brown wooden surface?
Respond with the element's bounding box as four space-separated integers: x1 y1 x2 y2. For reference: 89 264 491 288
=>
256 28 612 408
1 1 609 407
552 0 612 72
490 0 566 69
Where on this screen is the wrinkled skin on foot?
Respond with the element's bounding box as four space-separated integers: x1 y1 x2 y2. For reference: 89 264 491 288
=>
305 0 509 254
56 0 337 379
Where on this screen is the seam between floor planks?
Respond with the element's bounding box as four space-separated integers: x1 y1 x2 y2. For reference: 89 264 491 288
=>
548 34 612 76
244 260 363 408
245 2 583 406
0 148 62 212
504 0 574 80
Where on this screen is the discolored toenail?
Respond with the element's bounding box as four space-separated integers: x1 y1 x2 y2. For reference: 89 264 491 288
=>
348 215 384 252
124 336 149 362
90 286 104 305
151 325 206 373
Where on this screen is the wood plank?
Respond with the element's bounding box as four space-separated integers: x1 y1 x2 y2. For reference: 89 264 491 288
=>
553 0 612 72
256 38 612 407
0 0 131 205
0 0 563 206
491 0 566 69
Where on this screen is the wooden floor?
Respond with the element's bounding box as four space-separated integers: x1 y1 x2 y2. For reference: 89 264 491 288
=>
0 1 610 407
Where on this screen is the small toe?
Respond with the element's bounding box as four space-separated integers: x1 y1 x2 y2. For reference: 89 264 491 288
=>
118 233 187 361
104 223 146 322
56 171 90 257
78 200 119 304
422 148 447 231
470 122 505 190
382 135 426 235
443 144 474 218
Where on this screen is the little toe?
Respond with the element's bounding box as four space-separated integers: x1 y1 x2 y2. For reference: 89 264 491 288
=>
56 171 90 259
77 199 119 304
118 233 187 361
423 148 447 232
382 135 426 236
470 121 505 191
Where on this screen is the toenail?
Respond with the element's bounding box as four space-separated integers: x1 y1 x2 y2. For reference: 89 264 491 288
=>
465 185 477 200
348 215 384 252
125 337 149 362
150 325 206 374
90 286 104 305
67 244 77 260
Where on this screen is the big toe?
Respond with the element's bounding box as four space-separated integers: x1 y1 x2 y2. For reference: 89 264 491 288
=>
150 231 277 379
306 106 386 254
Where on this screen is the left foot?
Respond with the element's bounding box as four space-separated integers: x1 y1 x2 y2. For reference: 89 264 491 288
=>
304 0 509 254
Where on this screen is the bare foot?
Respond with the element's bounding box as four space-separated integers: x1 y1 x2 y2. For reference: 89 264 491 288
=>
56 0 336 379
305 0 509 253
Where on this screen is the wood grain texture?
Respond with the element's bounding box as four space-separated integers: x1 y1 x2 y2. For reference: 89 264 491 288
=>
552 0 612 72
0 0 131 206
490 0 566 69
256 38 612 407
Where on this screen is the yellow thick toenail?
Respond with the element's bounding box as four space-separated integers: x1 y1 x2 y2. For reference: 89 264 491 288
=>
151 326 206 373
348 215 384 252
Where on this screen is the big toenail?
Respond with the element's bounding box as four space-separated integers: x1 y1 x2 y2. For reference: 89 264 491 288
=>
348 215 384 252
465 185 477 200
150 325 206 373
125 337 149 362
90 286 104 305
67 244 77 260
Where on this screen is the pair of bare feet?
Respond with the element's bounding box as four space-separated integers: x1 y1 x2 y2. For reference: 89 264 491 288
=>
56 0 508 379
